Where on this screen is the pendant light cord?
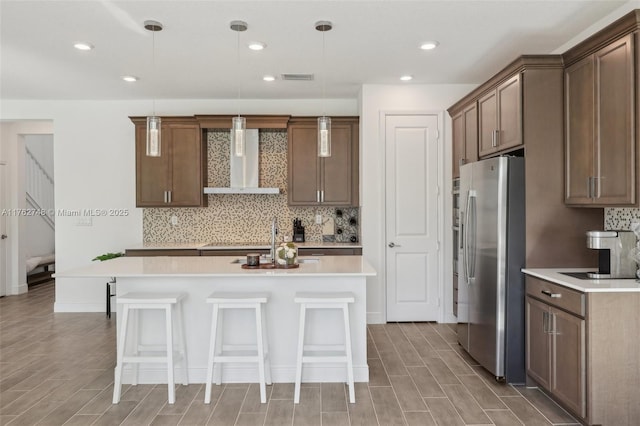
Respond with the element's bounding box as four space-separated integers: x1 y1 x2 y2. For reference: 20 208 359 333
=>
152 29 156 116
322 29 326 117
236 27 241 118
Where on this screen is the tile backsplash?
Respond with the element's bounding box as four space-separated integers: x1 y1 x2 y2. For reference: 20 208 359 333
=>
605 208 640 231
143 129 359 243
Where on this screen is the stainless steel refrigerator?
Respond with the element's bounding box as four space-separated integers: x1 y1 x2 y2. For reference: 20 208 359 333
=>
458 156 525 383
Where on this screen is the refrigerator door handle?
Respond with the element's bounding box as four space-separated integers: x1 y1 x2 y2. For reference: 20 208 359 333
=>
467 190 477 281
463 191 470 283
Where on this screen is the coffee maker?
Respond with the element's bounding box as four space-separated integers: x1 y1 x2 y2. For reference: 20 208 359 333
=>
586 231 637 279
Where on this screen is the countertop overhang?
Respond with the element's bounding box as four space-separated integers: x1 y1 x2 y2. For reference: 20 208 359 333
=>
522 268 640 292
56 255 376 278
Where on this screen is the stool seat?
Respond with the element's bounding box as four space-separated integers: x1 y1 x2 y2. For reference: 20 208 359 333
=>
112 291 188 405
294 292 355 303
206 292 269 304
205 292 272 404
117 292 185 304
294 291 356 404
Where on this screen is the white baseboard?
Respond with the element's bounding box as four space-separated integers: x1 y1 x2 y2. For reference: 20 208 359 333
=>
367 312 384 324
12 283 28 295
54 302 105 313
121 364 370 384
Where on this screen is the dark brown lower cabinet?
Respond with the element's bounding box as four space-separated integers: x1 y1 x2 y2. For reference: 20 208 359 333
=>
527 280 585 420
526 275 640 425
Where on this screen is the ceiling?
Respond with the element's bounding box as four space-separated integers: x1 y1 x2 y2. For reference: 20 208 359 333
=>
0 0 630 100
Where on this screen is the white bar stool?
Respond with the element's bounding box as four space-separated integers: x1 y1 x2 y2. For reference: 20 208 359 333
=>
204 292 272 404
112 292 188 405
294 292 355 404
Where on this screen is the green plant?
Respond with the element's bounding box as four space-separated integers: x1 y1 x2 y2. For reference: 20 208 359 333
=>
92 252 124 262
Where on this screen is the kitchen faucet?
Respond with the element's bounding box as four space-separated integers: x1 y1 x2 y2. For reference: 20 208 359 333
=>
270 217 278 263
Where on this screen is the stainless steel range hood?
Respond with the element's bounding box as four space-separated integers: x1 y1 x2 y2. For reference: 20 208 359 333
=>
204 129 280 195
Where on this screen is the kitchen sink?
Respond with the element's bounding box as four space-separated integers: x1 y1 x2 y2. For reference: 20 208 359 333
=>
230 258 320 264
559 271 595 280
230 258 273 265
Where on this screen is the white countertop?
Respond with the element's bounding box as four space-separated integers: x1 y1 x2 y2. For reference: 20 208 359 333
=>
522 268 640 293
127 241 362 251
55 255 376 278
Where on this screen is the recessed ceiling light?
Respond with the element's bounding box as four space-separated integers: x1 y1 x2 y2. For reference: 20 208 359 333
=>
420 41 439 50
263 75 276 82
121 75 139 82
74 42 94 51
248 41 266 51
400 75 413 81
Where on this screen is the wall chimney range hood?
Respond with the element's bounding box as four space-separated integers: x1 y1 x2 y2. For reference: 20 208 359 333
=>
204 129 280 195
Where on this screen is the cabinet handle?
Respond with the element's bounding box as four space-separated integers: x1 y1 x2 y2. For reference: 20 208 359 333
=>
321 190 324 203
491 130 496 147
310 253 326 256
164 191 168 203
541 290 561 298
594 176 602 199
494 130 500 147
586 177 591 198
543 311 549 334
317 190 320 203
168 191 172 203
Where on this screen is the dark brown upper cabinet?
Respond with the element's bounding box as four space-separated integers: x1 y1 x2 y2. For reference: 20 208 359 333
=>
132 117 207 207
478 74 522 157
564 30 636 206
287 117 359 207
452 103 478 178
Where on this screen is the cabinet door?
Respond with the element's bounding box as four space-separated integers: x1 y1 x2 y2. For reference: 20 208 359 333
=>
565 55 595 204
478 90 498 157
463 103 478 164
323 123 353 205
452 112 464 178
288 124 320 205
526 297 551 389
497 74 522 151
169 124 204 206
136 123 171 207
595 34 635 205
551 308 586 419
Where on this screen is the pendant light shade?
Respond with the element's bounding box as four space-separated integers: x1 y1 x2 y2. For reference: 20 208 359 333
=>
315 20 333 157
144 19 163 157
318 116 331 157
231 116 246 157
146 116 162 157
231 20 248 157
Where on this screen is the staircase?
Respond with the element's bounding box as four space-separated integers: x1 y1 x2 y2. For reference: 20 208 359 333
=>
25 147 55 229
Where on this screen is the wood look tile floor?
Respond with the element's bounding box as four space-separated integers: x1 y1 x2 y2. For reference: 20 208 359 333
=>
0 282 580 426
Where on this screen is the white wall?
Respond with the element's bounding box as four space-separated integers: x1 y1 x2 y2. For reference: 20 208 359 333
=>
359 84 477 324
1 98 357 311
552 0 640 54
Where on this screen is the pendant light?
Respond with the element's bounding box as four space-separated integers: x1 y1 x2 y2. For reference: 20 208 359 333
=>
315 20 332 157
230 20 248 157
144 20 163 157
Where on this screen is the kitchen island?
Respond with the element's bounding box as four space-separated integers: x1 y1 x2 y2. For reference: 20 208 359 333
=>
56 255 375 385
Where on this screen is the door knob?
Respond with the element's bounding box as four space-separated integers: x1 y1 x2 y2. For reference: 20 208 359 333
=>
1 234 7 239
388 242 401 248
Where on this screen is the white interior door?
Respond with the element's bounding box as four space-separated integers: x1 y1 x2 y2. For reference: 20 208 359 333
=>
0 163 7 297
385 114 440 321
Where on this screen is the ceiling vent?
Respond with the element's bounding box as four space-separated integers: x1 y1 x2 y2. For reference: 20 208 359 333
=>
281 73 314 81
